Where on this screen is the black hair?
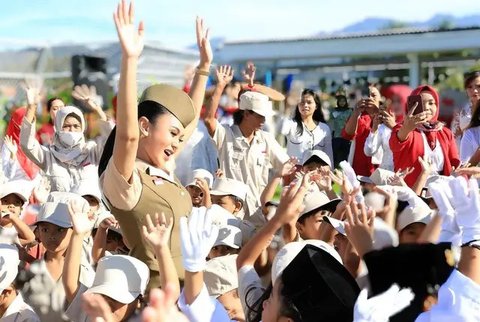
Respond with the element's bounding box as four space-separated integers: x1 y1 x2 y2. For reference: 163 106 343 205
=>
302 156 328 168
233 109 245 125
64 112 82 126
468 100 480 129
247 279 302 322
46 97 63 112
464 71 480 89
98 100 170 177
293 88 325 136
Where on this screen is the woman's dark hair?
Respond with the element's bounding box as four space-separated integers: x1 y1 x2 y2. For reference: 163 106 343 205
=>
293 89 325 136
464 71 480 89
47 97 63 112
247 280 302 322
64 112 82 126
468 100 480 129
98 100 170 177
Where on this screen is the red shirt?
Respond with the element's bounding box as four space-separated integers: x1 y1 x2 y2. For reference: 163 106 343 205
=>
341 113 376 176
36 122 55 146
389 125 460 187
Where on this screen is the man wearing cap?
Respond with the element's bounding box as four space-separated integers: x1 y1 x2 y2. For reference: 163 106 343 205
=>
204 91 289 218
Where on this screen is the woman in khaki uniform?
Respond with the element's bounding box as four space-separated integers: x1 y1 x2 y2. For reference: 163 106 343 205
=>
98 1 212 289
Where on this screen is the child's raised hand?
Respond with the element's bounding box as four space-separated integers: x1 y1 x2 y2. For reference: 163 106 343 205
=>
142 213 173 250
68 199 94 235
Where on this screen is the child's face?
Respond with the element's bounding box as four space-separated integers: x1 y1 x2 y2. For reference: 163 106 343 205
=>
217 289 245 322
211 195 238 214
100 294 138 322
1 194 24 217
106 232 126 253
208 245 238 259
399 222 426 244
186 185 204 207
296 211 325 240
37 222 72 253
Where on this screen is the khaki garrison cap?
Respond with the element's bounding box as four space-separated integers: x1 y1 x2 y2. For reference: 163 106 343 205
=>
139 84 195 128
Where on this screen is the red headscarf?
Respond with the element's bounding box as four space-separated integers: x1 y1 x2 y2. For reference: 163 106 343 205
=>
381 84 411 123
410 85 443 150
5 108 40 179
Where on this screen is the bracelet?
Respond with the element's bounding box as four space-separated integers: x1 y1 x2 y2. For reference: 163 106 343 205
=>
195 67 210 76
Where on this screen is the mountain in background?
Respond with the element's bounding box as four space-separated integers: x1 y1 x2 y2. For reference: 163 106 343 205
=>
331 14 480 34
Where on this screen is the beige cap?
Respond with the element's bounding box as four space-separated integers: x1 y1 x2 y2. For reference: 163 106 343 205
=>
239 91 273 117
214 225 242 249
357 168 395 186
186 169 214 189
204 254 239 298
139 84 195 128
301 150 332 168
397 205 433 232
299 188 341 220
0 243 20 292
87 255 149 304
210 178 248 202
271 240 342 285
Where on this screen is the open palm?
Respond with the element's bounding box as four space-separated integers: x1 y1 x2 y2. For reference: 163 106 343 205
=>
113 0 145 58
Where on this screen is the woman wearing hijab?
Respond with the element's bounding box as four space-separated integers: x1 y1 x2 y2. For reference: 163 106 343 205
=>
20 103 105 192
97 1 211 289
390 85 460 187
1 108 40 182
364 85 410 171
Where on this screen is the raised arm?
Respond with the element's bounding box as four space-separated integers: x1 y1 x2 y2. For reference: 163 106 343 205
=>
112 0 145 181
72 84 107 122
179 18 213 148
142 213 180 300
343 100 366 137
204 65 234 137
396 102 430 142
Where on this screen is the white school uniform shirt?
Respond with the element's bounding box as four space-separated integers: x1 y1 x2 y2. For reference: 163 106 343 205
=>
283 119 334 163
460 126 480 163
212 121 288 218
364 124 393 170
421 132 445 173
1 293 40 322
178 284 231 322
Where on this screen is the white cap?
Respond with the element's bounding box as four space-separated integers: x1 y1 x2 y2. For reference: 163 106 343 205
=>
239 91 273 117
94 211 122 235
271 240 342 285
301 150 332 168
0 243 20 292
204 254 238 298
299 188 341 219
324 217 398 250
208 205 239 227
0 180 29 203
72 180 102 205
210 178 248 202
87 255 149 304
214 225 242 249
364 192 386 212
186 169 214 189
36 196 89 228
357 168 395 186
397 205 433 232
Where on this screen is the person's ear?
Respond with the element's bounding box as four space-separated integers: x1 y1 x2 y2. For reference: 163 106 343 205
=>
138 117 150 137
295 222 304 234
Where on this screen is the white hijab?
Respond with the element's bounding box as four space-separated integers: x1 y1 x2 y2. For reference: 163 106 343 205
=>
50 106 88 165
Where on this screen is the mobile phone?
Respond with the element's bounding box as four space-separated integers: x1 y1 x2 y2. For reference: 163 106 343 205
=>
407 95 424 115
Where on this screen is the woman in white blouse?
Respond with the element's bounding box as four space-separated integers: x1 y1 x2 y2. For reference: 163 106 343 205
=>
460 102 480 164
283 89 333 162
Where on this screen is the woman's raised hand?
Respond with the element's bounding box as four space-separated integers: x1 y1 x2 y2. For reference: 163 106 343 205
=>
196 17 213 68
113 0 144 58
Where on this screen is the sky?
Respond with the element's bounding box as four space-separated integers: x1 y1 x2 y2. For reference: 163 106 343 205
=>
1 0 480 50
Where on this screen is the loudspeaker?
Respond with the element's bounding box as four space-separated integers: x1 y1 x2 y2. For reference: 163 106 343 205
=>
71 55 109 110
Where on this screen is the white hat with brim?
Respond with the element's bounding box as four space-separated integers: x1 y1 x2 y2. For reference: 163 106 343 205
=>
186 169 214 189
86 255 149 304
357 168 395 186
299 189 341 220
35 202 73 228
210 178 248 202
72 182 102 205
271 240 342 286
239 91 273 117
94 211 123 235
204 254 239 298
0 243 20 292
323 217 346 236
214 225 242 249
301 150 332 168
0 181 28 203
397 205 433 232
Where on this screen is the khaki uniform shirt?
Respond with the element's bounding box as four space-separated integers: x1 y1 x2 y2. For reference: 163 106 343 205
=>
100 158 192 288
212 121 288 218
